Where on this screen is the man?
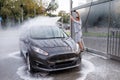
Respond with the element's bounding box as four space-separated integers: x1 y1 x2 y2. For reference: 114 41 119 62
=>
70 10 84 52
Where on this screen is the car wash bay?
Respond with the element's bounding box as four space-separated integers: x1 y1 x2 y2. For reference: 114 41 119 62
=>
0 29 120 80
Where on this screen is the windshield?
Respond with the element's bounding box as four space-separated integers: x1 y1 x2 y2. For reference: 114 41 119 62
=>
30 26 68 39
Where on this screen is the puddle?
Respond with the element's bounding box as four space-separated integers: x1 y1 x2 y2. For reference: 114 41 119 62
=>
8 51 95 80
17 66 53 80
76 59 95 80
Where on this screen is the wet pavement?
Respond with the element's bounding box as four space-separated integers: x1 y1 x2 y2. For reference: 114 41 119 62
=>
83 53 120 80
0 29 120 80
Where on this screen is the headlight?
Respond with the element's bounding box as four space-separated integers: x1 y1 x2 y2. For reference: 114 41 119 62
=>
32 46 48 56
75 44 80 53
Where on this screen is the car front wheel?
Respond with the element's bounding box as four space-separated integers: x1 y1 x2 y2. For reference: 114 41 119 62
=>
26 54 34 72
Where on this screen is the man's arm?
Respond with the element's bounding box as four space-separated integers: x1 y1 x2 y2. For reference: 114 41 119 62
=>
76 11 80 17
70 15 76 22
70 15 80 24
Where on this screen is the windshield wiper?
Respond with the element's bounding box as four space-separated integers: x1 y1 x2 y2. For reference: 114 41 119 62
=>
32 37 65 39
50 37 66 38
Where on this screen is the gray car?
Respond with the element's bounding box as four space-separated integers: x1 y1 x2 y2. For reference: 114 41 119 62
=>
19 25 81 72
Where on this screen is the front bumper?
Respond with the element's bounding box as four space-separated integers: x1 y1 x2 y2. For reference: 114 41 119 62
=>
32 62 80 72
29 51 81 72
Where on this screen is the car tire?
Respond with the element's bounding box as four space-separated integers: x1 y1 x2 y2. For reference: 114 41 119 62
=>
20 50 23 57
26 54 35 73
79 55 81 62
79 53 81 62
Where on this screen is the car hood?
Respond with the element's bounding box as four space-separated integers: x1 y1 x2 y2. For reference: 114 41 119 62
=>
30 38 77 54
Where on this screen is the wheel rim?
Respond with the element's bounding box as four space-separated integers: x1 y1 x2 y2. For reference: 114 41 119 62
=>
26 55 30 71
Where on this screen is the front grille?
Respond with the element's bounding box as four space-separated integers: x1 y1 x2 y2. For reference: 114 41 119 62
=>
48 53 77 62
54 61 76 68
48 60 77 69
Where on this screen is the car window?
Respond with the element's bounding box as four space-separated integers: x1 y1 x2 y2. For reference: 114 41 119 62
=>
30 26 68 39
52 27 68 38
